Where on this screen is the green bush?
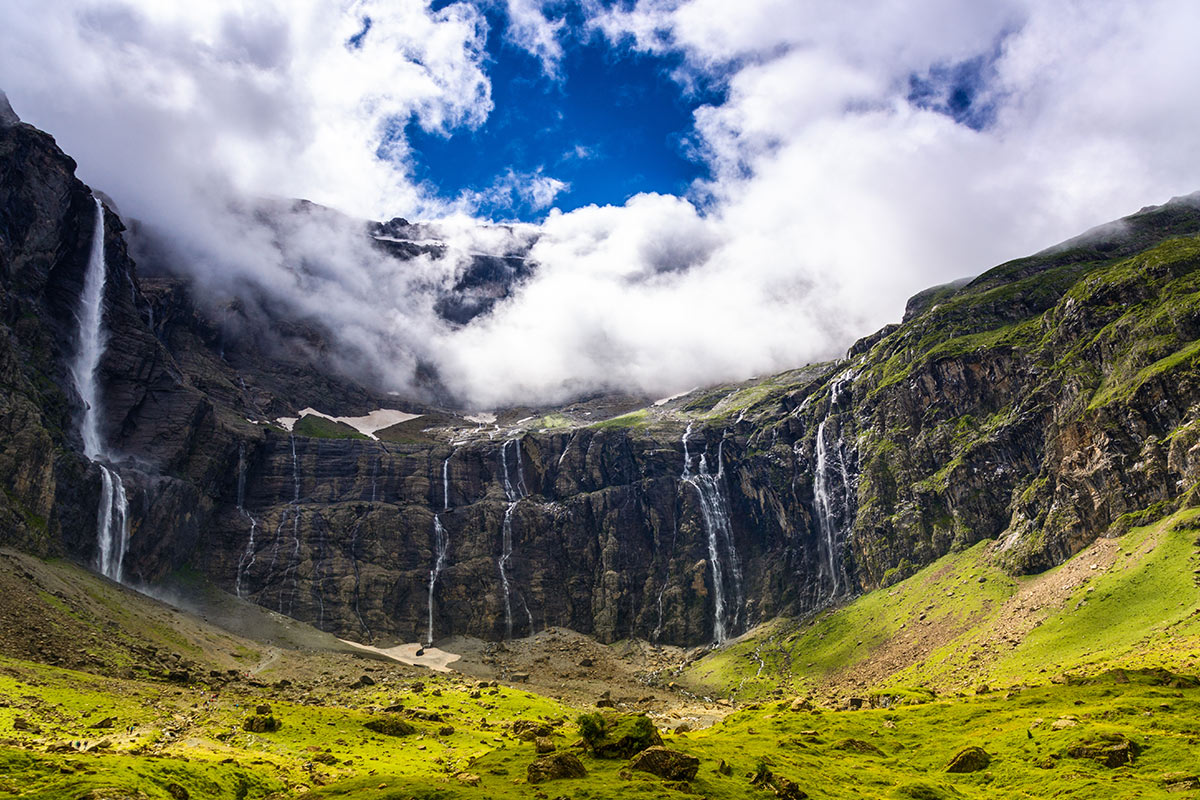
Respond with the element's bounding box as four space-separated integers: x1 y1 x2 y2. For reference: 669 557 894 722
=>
576 712 605 749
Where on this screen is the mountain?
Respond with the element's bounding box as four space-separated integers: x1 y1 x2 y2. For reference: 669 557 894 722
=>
5 101 1200 652
3 97 1200 800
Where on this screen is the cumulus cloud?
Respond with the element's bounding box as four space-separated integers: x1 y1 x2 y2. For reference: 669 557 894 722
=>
503 0 567 79
459 167 571 214
4 0 1200 409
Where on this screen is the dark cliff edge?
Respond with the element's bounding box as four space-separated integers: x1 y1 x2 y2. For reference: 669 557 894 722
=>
4 110 1200 648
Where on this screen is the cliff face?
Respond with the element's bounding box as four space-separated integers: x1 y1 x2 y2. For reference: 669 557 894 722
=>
4 110 1200 647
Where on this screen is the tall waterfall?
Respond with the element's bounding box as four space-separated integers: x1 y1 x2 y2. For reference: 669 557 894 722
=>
812 370 858 601
497 438 525 640
427 450 455 645
680 423 745 645
234 442 259 599
282 435 302 613
69 197 128 583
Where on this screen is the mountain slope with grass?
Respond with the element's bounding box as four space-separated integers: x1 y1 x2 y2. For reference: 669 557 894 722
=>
0 537 1197 800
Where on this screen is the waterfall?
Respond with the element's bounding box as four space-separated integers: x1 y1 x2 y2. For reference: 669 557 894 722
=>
234 443 259 599
680 424 744 645
71 199 109 462
427 514 448 645
93 467 128 583
235 515 258 599
812 370 858 602
282 435 303 613
68 197 129 583
427 450 455 645
497 438 525 639
268 435 302 613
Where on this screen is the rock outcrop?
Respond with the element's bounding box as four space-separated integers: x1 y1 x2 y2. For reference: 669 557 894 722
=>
4 110 1200 648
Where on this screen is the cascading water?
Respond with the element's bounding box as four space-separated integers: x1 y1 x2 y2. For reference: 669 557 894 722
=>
267 436 302 612
69 197 129 583
497 438 526 639
234 442 260 598
680 423 745 645
283 435 303 613
811 370 858 602
426 450 455 645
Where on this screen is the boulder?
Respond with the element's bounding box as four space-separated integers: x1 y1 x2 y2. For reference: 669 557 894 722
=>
945 746 991 773
513 720 554 740
591 713 663 759
364 717 416 737
628 747 699 782
242 715 281 733
834 738 884 756
527 752 587 784
534 737 556 754
1066 736 1140 768
771 777 809 799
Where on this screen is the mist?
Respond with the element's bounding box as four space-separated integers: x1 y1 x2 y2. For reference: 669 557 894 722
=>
4 0 1200 409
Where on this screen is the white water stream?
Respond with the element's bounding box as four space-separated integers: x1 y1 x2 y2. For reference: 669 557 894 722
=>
68 197 128 583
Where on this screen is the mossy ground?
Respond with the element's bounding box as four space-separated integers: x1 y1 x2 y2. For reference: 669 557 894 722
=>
293 415 369 440
2 655 1197 799
680 510 1200 703
1 511 1198 798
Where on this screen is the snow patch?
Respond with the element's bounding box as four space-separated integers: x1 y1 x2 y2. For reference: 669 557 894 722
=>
275 408 421 439
338 639 461 673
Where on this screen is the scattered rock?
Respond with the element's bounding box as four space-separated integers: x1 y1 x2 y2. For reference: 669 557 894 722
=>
628 746 700 782
527 752 588 784
788 697 813 712
255 705 272 715
513 720 554 740
771 776 809 799
1163 772 1200 792
243 715 282 733
1066 735 1140 768
89 717 116 730
834 739 884 756
364 717 416 737
438 725 455 737
945 746 991 773
454 773 481 786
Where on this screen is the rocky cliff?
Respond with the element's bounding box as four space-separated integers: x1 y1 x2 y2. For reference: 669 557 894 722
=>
4 107 1200 648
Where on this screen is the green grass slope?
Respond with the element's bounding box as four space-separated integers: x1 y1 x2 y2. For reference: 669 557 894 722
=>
680 510 1200 703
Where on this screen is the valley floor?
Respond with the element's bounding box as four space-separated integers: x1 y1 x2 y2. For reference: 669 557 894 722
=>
0 509 1198 799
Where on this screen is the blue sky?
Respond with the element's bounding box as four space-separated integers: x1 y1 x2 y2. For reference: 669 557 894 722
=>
387 3 725 220
6 0 1199 404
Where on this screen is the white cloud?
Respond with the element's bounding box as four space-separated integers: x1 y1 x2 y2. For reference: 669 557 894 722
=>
4 0 1200 408
503 0 566 79
458 167 570 214
0 0 492 221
